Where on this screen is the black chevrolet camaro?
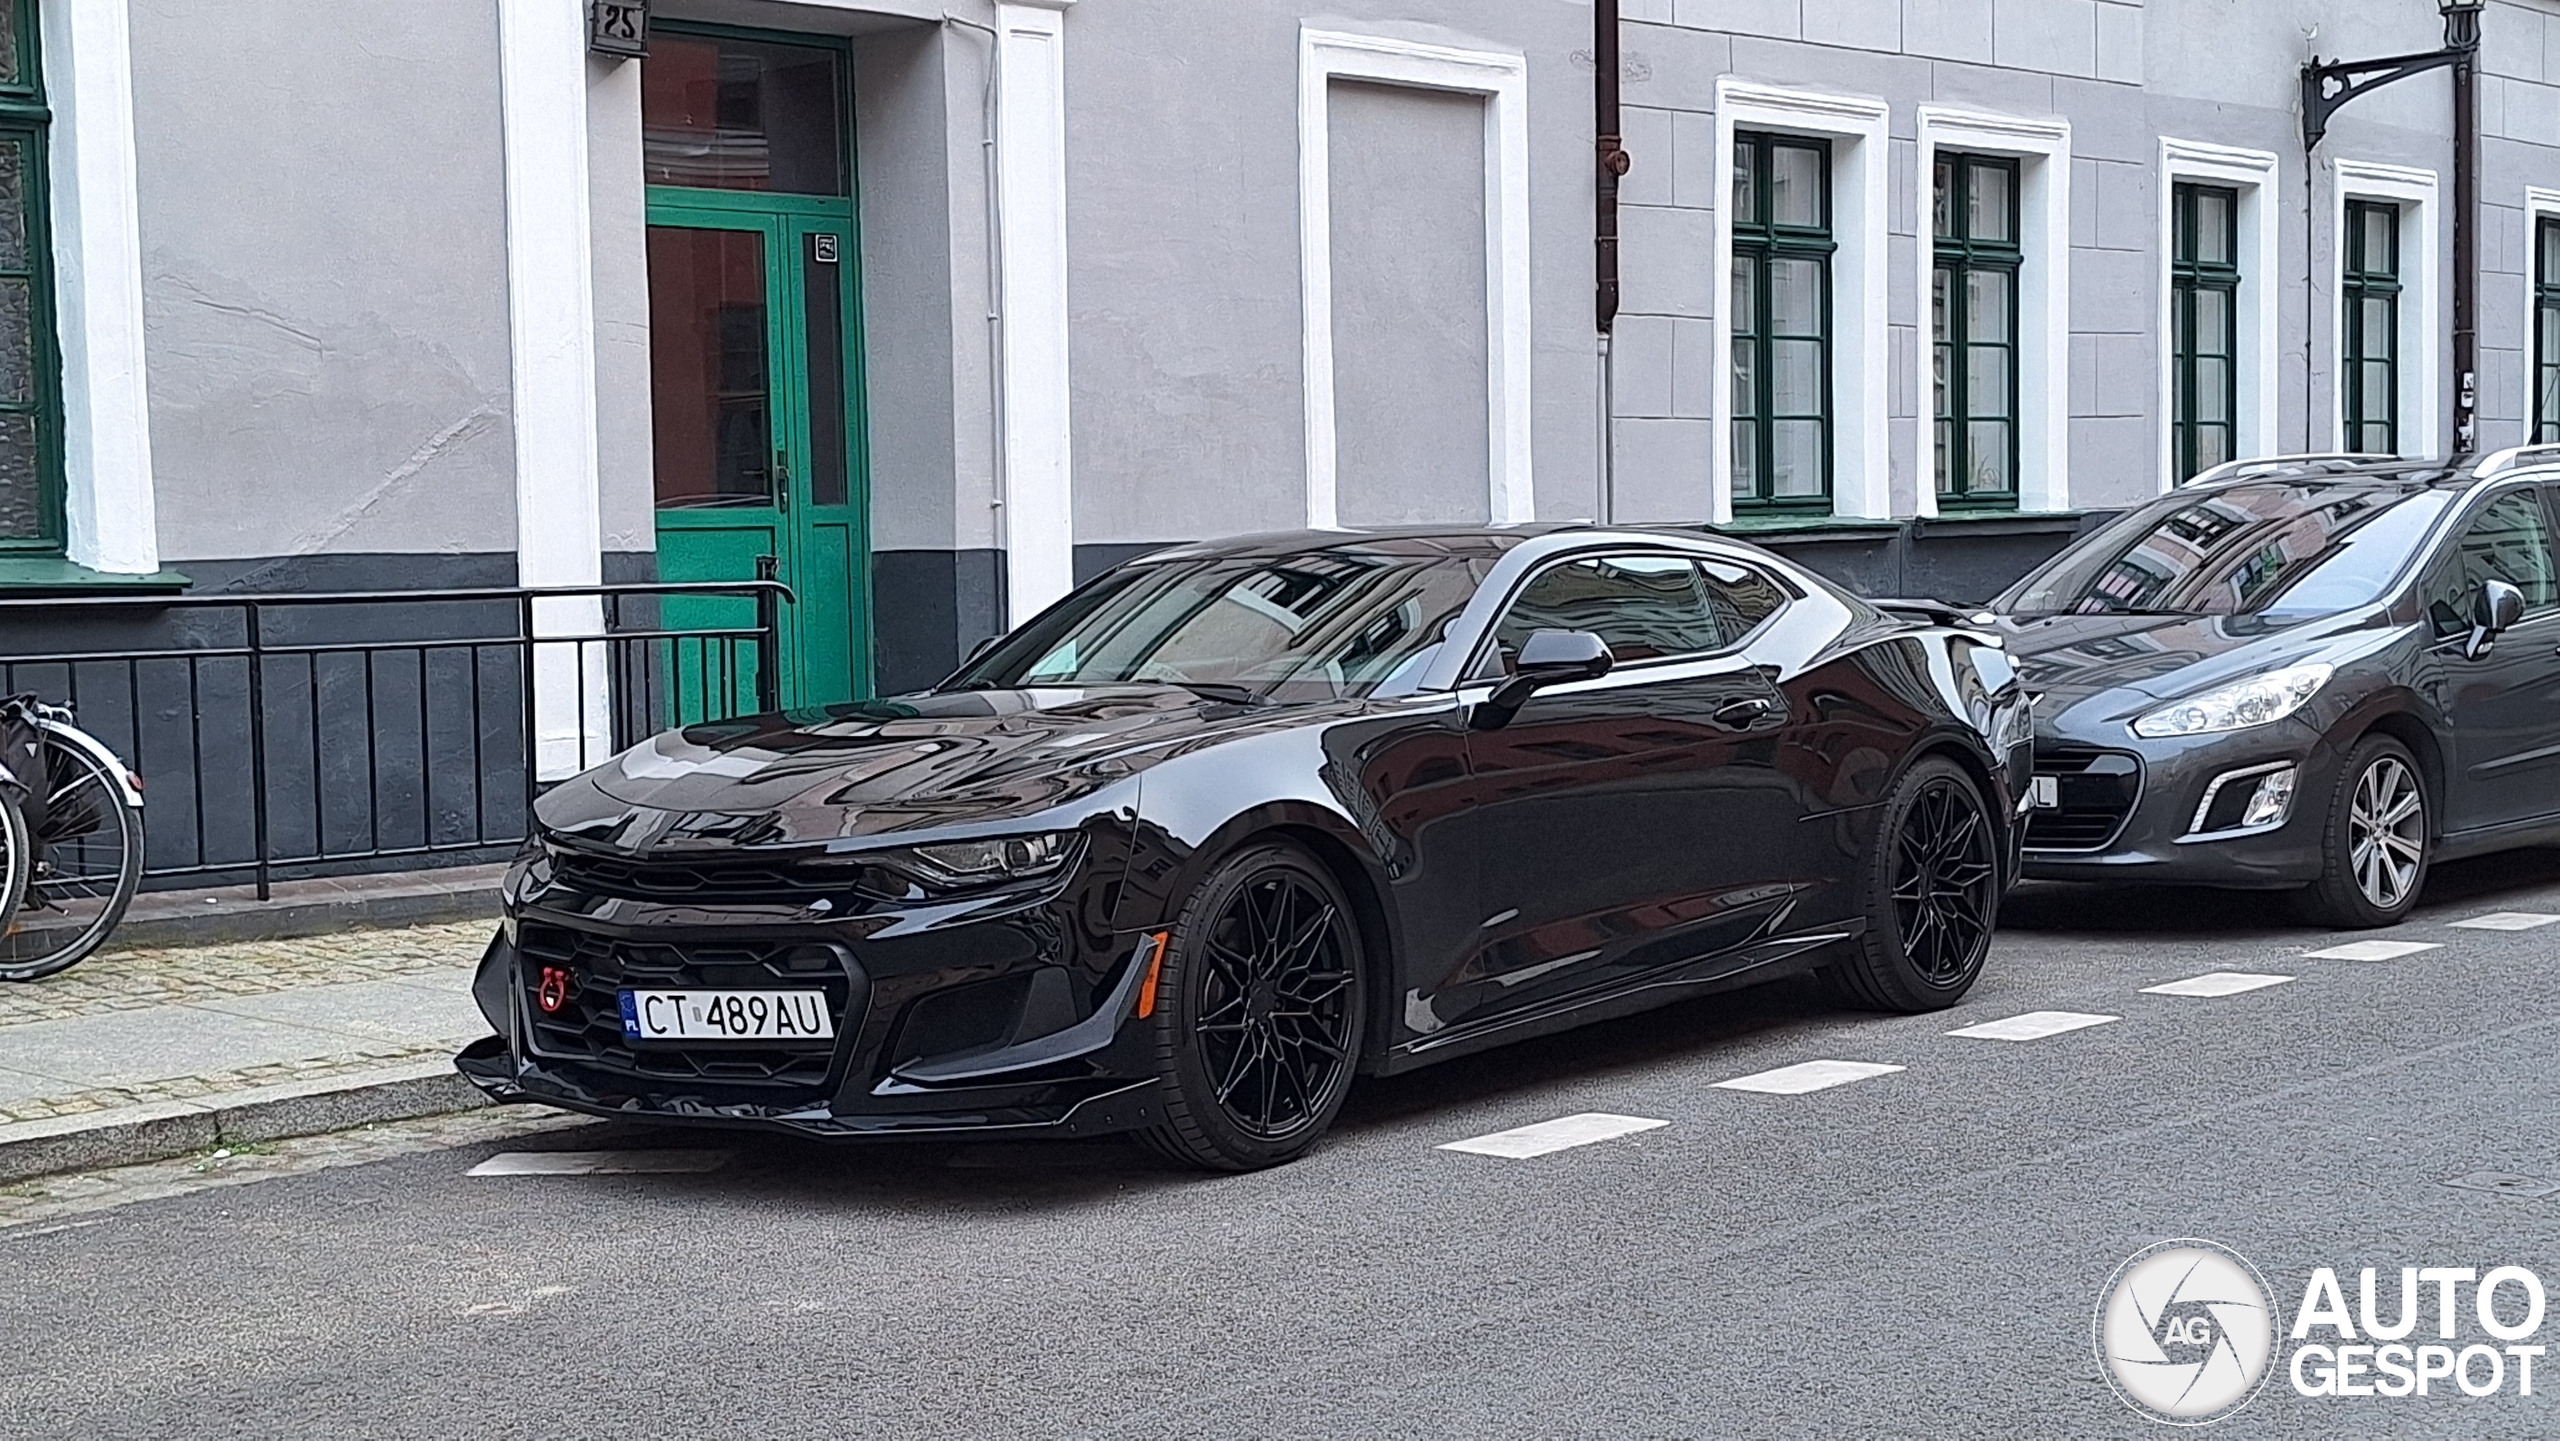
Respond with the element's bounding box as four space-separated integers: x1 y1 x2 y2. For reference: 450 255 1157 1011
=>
458 526 2032 1169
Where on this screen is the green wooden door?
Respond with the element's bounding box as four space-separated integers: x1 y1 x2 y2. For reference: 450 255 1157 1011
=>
643 25 868 716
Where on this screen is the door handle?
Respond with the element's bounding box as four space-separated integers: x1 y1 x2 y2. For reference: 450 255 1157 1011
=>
1712 696 1776 729
774 450 791 511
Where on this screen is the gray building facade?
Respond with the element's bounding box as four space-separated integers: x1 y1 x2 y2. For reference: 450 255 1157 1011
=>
6 0 2557 700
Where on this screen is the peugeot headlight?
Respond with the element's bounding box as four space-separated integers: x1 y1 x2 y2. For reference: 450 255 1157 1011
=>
2131 663 2333 739
883 832 1076 889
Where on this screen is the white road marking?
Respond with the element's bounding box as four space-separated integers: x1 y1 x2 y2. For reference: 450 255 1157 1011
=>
2141 972 2296 997
1713 1060 1905 1095
2451 911 2560 931
467 1150 732 1177
2304 939 2442 961
1945 1010 2121 1042
1438 1112 1669 1159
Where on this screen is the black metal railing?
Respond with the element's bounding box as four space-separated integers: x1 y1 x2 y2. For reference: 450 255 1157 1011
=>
0 579 791 898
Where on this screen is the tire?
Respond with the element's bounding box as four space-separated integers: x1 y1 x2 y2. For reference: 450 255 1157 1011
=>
0 788 26 943
2293 734 2428 930
1824 756 1999 1013
0 730 143 983
1138 842 1366 1172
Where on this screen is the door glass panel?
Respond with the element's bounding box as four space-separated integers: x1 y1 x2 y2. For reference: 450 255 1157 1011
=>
642 34 848 195
0 412 34 539
0 2 21 89
802 232 849 507
1493 556 1721 665
648 226 774 511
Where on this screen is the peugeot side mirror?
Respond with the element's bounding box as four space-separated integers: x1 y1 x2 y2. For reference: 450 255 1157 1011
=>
1473 629 1613 728
2465 579 2526 659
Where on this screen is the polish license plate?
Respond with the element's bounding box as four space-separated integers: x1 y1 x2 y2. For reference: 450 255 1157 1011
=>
619 990 835 1043
2030 775 2062 810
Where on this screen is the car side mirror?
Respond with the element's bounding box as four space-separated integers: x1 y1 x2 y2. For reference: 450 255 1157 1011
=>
1473 629 1613 728
2466 579 2526 659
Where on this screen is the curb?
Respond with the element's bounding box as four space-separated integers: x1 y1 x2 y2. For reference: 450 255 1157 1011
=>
87 878 504 954
0 1059 495 1185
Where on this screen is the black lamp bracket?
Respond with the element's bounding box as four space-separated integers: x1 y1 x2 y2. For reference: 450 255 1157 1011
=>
2303 47 2467 151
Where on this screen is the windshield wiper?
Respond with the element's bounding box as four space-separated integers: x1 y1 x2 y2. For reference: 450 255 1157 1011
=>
1160 680 1273 707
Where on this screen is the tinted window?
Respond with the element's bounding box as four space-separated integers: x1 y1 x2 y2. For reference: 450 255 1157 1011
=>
2001 482 2455 619
949 548 1494 700
1700 558 1788 639
1489 555 1723 673
2426 489 2560 637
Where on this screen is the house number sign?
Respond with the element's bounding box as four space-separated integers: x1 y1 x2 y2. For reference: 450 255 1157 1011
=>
589 1 649 59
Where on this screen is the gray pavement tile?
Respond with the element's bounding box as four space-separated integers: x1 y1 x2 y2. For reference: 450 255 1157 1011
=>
0 1005 388 1088
182 973 486 1045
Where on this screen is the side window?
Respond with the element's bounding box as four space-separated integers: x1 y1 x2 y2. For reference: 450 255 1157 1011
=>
1699 558 1788 640
2427 490 2560 638
1487 555 1721 674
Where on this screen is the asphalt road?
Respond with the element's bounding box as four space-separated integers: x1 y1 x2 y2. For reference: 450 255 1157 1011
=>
14 855 2560 1439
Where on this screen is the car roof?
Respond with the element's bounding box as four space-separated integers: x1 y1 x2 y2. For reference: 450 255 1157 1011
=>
2178 452 2560 494
1125 523 1754 565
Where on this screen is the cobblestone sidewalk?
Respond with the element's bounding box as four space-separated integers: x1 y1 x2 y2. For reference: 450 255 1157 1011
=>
0 921 499 1129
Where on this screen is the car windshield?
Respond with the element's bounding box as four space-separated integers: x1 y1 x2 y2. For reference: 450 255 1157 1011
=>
945 545 1498 701
1999 482 2456 620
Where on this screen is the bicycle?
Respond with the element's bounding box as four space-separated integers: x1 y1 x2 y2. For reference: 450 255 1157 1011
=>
0 695 144 981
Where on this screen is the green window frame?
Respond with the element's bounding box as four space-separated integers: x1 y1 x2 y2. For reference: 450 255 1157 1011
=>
1730 131 1833 512
2169 183 2239 484
2343 198 2401 456
1933 152 2020 509
2536 218 2560 443
0 0 59 554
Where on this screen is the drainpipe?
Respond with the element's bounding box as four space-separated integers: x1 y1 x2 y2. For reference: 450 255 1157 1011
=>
1595 0 1629 520
2450 3 2479 454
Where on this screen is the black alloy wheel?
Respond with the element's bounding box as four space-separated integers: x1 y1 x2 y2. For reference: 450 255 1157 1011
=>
1141 842 1365 1171
1828 756 1998 1012
2296 733 2429 929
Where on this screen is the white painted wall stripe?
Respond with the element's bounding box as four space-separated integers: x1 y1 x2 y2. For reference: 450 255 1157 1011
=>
1713 1059 1904 1095
996 1 1077 626
2140 972 2295 997
1438 1112 1668 1159
43 0 157 575
1946 1011 2120 1042
1299 28 1533 529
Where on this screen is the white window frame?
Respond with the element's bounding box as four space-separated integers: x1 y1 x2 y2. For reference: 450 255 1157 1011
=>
1911 107 2070 516
2157 138 2282 493
2519 186 2560 443
2330 159 2441 459
1298 27 1532 529
44 0 158 574
995 0 1078 623
1711 78 1889 524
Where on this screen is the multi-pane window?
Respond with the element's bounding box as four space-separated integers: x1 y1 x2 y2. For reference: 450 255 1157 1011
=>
2536 219 2560 443
1730 132 1832 510
0 0 56 553
2170 184 2239 484
1933 154 2019 508
2343 199 2401 456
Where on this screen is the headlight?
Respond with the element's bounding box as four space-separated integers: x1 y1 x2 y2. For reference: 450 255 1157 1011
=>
882 832 1076 889
2131 663 2333 739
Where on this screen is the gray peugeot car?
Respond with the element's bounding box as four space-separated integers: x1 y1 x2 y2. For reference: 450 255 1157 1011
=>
1985 449 2560 928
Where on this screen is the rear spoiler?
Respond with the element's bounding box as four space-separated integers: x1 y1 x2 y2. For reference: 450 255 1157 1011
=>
1869 596 1986 628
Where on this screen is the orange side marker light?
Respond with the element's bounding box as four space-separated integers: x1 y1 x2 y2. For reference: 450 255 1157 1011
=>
1132 930 1172 1019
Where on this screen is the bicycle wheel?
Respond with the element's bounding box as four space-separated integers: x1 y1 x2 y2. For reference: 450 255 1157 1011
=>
0 787 26 944
0 729 142 982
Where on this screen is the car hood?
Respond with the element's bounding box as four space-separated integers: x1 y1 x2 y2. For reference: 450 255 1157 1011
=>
1989 609 2377 730
546 687 1311 846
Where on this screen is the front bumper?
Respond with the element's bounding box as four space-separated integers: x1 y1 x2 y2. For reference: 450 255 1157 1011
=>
2019 715 2343 887
452 853 1170 1140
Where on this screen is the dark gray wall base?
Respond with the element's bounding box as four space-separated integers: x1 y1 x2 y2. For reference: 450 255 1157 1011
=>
178 551 520 594
873 548 1005 695
602 551 658 585
1727 514 2115 605
1074 541 1174 585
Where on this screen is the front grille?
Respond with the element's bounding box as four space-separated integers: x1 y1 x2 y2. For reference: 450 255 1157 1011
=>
548 848 891 905
518 922 857 1088
2025 746 2143 851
